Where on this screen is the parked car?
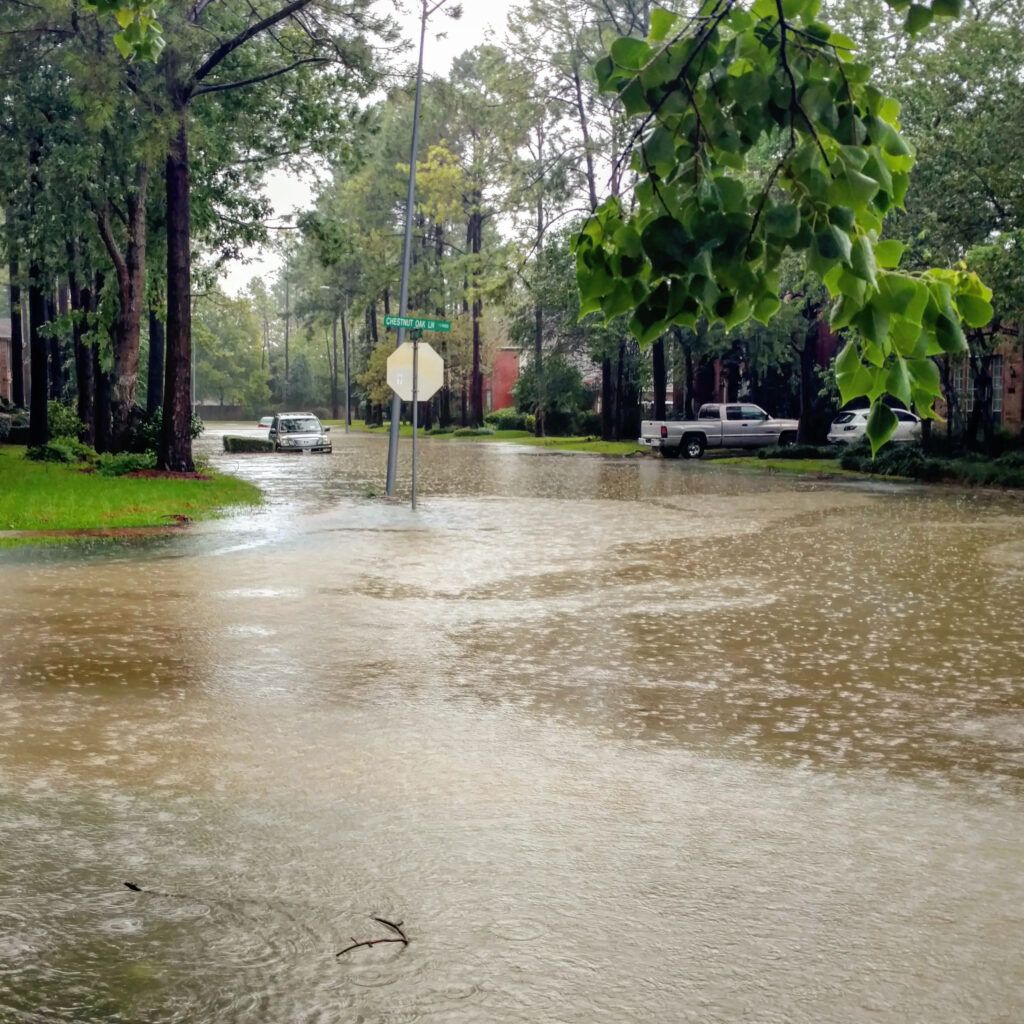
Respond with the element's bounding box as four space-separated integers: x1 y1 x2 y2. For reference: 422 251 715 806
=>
268 412 332 453
827 408 921 445
257 416 273 429
639 403 800 459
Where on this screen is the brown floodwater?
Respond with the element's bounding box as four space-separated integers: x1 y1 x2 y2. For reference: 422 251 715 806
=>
1 424 1022 1023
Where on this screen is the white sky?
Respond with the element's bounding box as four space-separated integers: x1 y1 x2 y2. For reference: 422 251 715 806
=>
223 0 517 294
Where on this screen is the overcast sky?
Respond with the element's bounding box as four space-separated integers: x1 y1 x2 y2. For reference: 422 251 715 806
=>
224 0 517 292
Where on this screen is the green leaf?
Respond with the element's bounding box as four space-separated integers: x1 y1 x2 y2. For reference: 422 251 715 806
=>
753 293 781 324
849 235 877 287
640 217 692 277
611 37 651 70
956 293 993 328
828 168 880 209
113 31 134 58
931 0 964 16
765 203 800 239
815 225 852 264
648 7 679 41
935 313 968 354
114 7 135 27
835 341 876 405
905 4 933 33
885 356 913 409
866 401 898 454
907 358 941 399
875 240 905 269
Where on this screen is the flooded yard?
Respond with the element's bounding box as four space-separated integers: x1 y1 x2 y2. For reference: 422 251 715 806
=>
1 426 1022 1022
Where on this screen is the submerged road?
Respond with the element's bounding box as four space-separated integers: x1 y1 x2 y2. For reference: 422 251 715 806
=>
1 425 1022 1022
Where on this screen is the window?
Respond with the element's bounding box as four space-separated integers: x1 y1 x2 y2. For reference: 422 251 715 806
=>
953 356 1003 424
834 412 857 424
740 405 767 421
698 406 719 420
725 406 744 421
894 411 917 422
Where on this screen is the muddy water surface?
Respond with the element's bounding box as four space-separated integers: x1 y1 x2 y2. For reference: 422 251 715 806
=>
1 426 1022 1022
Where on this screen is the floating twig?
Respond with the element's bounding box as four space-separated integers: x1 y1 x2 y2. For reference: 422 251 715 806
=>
336 917 409 957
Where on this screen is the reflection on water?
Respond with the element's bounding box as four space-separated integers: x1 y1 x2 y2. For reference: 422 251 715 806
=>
1 425 1022 1022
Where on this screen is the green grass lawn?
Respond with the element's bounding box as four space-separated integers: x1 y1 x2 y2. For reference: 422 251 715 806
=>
0 446 261 539
322 420 645 456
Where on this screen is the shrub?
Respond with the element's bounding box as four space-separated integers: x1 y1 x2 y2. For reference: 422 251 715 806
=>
8 426 30 445
427 426 454 435
0 414 10 443
96 452 157 477
48 401 86 441
26 439 99 465
125 407 205 453
452 427 494 437
573 411 602 436
223 435 275 453
756 443 838 460
484 408 535 432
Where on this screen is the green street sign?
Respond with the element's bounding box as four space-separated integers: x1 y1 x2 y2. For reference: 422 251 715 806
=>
384 315 452 333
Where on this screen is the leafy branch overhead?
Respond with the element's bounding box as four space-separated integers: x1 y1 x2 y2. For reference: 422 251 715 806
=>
83 0 165 60
574 0 991 451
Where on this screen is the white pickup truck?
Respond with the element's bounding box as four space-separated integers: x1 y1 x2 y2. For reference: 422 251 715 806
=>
639 403 800 459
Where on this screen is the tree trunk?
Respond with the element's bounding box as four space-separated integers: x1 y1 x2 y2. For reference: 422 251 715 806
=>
46 293 62 401
797 329 818 444
573 68 600 212
601 357 614 441
383 289 391 318
330 316 340 421
684 347 695 418
159 112 194 472
471 296 483 425
8 253 24 408
652 338 666 421
94 339 113 454
28 266 48 445
147 308 165 417
70 272 95 447
368 300 379 347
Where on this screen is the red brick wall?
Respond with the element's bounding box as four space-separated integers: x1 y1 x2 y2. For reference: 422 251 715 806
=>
486 348 520 412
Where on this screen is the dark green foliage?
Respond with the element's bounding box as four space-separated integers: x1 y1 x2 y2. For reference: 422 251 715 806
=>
757 444 838 461
0 415 10 443
451 427 495 437
839 441 1024 487
48 401 86 441
513 354 596 436
126 408 204 454
26 439 99 466
484 409 536 432
222 436 275 453
95 452 157 476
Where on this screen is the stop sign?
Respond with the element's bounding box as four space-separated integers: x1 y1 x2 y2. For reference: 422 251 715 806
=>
387 341 444 401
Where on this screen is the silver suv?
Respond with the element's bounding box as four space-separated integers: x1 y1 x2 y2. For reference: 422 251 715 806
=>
269 413 332 453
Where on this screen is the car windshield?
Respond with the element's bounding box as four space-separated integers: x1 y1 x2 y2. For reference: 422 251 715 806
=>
833 413 858 424
280 417 320 433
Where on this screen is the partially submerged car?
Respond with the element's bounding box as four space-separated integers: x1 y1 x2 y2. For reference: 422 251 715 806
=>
268 413 332 453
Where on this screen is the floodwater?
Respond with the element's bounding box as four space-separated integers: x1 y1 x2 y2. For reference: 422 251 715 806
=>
1 424 1022 1023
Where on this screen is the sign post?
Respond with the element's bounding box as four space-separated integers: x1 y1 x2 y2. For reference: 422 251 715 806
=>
386 331 445 510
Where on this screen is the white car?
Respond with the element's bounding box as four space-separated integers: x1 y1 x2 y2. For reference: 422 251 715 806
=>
828 408 921 445
257 416 273 429
269 412 332 453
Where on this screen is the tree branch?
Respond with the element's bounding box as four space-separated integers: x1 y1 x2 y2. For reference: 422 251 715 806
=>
337 918 409 957
193 56 330 96
187 0 316 93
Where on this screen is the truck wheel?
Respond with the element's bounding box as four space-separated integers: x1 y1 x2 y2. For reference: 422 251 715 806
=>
778 431 797 447
682 435 705 460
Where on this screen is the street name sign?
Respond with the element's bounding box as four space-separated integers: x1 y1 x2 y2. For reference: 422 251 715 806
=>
384 315 452 333
387 342 444 402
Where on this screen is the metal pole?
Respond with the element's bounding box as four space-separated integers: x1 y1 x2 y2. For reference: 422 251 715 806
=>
342 309 351 434
385 0 429 496
411 333 419 510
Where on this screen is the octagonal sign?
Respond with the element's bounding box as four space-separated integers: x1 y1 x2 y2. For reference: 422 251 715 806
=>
387 341 444 402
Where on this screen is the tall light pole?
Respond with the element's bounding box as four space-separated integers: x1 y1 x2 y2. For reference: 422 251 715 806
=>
385 0 456 497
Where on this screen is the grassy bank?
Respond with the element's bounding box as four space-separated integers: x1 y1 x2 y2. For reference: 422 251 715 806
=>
713 456 868 478
322 420 645 456
0 446 261 541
